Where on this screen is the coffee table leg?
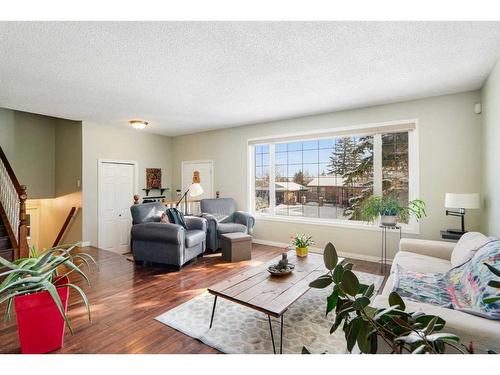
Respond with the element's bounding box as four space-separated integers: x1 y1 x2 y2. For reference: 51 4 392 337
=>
280 314 284 354
209 296 218 329
267 315 276 354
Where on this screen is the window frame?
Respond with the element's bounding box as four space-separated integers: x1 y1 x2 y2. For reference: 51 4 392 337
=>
247 119 420 234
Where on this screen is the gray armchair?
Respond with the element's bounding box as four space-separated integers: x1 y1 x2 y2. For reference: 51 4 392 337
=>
130 202 207 270
200 198 255 251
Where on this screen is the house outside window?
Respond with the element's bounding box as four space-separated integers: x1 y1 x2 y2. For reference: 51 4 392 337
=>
250 121 418 231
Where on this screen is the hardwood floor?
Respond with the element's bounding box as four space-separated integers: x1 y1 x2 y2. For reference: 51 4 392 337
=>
0 244 387 354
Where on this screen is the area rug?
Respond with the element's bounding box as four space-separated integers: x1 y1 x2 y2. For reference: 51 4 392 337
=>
155 271 384 354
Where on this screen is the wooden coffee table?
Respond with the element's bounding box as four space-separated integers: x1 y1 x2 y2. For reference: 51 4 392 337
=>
207 251 344 354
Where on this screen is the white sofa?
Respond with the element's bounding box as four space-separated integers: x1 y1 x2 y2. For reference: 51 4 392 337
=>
372 233 500 353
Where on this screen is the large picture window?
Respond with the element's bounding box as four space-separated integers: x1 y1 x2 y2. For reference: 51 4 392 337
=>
251 123 417 228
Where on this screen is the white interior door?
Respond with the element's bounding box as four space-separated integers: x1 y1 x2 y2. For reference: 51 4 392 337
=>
182 161 213 200
99 162 135 254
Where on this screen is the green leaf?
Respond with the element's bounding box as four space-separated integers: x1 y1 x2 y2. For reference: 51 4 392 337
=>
487 280 500 288
424 316 439 335
484 296 500 304
346 317 362 352
362 284 375 298
395 332 423 345
426 333 460 342
323 242 338 270
415 315 446 331
59 283 92 322
373 305 400 321
369 332 378 354
343 263 353 271
309 275 333 289
388 291 406 310
333 264 344 283
41 281 73 334
412 344 427 354
356 319 370 353
301 346 311 354
352 296 370 310
341 270 359 296
484 263 500 277
326 290 339 316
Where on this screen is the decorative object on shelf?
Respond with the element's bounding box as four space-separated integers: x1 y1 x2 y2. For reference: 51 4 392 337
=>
379 224 402 272
0 243 97 353
267 253 295 276
445 193 480 234
305 242 466 354
129 119 148 130
146 168 162 189
216 190 220 198
290 234 315 257
177 170 203 215
361 195 426 225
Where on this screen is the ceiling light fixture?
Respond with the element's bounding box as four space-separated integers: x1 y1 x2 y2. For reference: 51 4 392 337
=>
129 120 148 130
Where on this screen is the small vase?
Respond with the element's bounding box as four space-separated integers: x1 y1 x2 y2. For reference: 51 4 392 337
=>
381 215 397 226
296 247 308 257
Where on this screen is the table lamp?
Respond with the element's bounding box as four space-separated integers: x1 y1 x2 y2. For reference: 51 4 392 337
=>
177 170 203 214
444 193 480 234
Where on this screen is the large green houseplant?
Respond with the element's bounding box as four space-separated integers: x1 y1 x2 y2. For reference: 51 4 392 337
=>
304 242 467 354
0 243 97 353
361 196 426 226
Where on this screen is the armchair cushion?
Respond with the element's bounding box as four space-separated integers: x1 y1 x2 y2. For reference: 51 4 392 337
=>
399 238 455 260
451 232 491 267
131 222 183 244
185 229 206 247
130 202 165 224
185 216 207 232
218 222 247 235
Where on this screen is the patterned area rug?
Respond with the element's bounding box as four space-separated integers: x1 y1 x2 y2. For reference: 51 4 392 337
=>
155 271 384 354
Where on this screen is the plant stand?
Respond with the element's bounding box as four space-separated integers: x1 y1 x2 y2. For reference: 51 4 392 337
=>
379 224 401 273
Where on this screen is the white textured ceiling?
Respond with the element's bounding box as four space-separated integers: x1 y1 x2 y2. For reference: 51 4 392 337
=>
1 21 500 136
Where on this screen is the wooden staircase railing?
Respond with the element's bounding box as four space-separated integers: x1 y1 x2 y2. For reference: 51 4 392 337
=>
0 146 29 260
53 206 78 247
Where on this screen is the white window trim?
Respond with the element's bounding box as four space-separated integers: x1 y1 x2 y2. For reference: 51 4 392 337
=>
248 119 420 235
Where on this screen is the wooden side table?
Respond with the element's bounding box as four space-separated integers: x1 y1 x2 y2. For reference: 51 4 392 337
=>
379 224 402 273
220 233 252 262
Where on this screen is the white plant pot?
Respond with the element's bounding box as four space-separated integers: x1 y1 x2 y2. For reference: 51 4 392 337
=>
381 215 397 226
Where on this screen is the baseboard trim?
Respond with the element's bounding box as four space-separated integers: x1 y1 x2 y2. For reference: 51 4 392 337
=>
252 238 392 264
80 241 91 247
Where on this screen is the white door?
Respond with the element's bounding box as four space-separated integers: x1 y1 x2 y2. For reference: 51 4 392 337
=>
181 161 213 200
99 162 135 254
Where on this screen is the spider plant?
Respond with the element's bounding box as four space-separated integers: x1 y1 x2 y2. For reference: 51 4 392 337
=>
361 196 427 223
0 243 97 333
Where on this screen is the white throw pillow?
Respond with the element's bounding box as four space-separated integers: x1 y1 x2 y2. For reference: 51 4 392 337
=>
450 232 490 267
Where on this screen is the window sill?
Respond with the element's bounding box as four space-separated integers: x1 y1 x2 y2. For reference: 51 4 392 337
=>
253 214 420 235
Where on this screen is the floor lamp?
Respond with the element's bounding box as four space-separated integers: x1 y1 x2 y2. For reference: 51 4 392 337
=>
177 171 204 215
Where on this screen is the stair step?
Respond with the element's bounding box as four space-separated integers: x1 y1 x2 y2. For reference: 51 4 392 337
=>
0 236 11 250
0 248 13 262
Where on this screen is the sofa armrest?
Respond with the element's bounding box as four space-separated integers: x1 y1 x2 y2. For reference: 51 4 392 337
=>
233 211 255 234
131 222 184 245
185 216 207 232
399 238 455 260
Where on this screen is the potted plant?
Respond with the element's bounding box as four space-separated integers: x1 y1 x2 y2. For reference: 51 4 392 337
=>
361 196 426 226
0 243 96 354
290 234 315 257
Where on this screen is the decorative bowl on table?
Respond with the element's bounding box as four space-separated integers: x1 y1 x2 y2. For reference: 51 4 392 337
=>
267 263 295 276
267 252 295 276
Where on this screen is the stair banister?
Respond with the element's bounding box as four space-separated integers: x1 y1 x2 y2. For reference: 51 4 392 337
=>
0 146 29 259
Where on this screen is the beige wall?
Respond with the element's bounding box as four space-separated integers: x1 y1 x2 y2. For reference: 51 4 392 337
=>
0 108 83 249
171 91 483 260
481 59 500 237
0 108 56 199
82 122 173 246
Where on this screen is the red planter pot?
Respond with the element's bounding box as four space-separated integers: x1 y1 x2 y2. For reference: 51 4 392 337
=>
14 276 70 354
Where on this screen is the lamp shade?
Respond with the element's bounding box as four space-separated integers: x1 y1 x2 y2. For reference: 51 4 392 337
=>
189 183 203 197
445 193 480 209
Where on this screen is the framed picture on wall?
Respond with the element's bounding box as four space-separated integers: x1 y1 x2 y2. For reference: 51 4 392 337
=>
146 168 162 189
